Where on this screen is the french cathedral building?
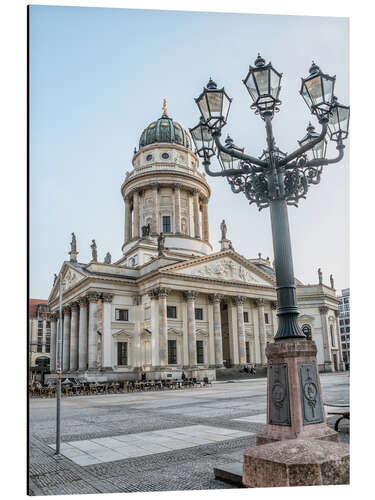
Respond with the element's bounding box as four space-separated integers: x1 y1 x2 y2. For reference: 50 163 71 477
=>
46 104 345 381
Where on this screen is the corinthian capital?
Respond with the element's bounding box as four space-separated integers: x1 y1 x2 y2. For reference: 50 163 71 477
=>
208 293 224 304
78 296 87 307
232 296 246 305
254 298 265 307
102 293 114 303
70 301 79 311
319 306 329 315
183 290 198 301
86 291 100 303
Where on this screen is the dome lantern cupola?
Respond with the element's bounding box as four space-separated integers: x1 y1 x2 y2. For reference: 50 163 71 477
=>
139 100 192 150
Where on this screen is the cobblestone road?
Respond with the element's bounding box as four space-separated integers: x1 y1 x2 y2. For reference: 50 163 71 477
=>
28 372 349 495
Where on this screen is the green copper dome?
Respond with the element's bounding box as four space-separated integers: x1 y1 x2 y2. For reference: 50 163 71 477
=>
139 101 192 150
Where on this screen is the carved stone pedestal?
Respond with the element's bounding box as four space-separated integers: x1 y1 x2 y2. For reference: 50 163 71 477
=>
256 339 338 445
243 439 349 488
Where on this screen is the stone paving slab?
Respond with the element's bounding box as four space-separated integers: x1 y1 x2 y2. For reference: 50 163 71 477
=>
48 425 255 466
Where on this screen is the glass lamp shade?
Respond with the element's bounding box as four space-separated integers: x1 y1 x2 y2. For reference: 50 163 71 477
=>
189 117 216 158
195 79 232 129
243 54 282 115
217 135 244 171
300 62 335 117
328 97 350 141
298 122 327 160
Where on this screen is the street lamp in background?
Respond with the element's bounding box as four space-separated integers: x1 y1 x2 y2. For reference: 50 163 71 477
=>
190 55 349 454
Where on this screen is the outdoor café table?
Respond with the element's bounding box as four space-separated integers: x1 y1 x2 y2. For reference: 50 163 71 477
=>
72 384 81 395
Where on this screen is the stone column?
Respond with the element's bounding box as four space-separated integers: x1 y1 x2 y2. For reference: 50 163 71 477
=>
174 184 181 234
124 195 132 243
271 301 278 337
202 198 209 242
319 306 332 370
101 293 114 370
62 306 71 372
50 313 57 373
207 299 215 367
209 294 224 367
69 302 79 372
193 189 200 238
78 297 88 371
149 289 160 369
233 296 246 365
334 310 345 371
255 299 267 365
184 291 198 367
152 184 159 234
133 190 140 239
87 292 100 371
133 295 142 371
158 288 169 368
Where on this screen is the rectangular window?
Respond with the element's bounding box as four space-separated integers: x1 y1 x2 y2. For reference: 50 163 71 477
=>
344 297 349 304
196 340 204 364
341 335 345 341
168 339 177 364
264 313 269 324
167 306 177 319
345 327 350 333
344 319 350 325
339 320 344 326
195 308 203 320
243 311 249 323
117 342 128 365
38 320 43 329
162 215 171 233
115 309 128 321
340 327 345 333
246 342 250 363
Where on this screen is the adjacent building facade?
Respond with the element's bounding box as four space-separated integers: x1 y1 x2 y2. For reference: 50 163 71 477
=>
44 105 345 382
29 299 51 381
338 288 350 365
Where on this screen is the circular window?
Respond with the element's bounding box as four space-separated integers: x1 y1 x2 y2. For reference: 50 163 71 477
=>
162 153 169 159
146 154 153 161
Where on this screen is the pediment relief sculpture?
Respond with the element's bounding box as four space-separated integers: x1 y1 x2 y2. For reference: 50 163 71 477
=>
173 258 268 285
112 329 133 340
167 327 182 336
62 268 83 292
196 328 209 337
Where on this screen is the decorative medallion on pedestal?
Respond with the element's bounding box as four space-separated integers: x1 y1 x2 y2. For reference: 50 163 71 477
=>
269 364 290 426
299 362 324 424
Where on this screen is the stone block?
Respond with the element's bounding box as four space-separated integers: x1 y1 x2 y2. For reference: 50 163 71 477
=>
242 439 349 488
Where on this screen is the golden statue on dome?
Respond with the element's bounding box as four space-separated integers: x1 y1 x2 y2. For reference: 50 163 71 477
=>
162 98 168 117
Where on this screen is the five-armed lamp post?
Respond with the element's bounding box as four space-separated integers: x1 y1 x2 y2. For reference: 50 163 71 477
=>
190 55 349 447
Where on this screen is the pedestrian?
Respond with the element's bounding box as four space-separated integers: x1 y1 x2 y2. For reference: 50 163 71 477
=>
181 371 186 381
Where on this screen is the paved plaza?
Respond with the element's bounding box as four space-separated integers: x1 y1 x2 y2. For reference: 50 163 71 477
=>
28 372 349 495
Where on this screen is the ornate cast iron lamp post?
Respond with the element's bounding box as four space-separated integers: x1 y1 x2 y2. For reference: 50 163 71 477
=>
190 54 349 445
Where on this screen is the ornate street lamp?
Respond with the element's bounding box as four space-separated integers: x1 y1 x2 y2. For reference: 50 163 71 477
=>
195 78 232 129
298 122 327 160
217 135 244 171
328 96 350 141
243 54 282 117
300 61 336 117
189 116 216 158
191 54 349 447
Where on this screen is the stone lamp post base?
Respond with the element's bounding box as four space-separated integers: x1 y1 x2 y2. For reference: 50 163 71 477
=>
256 338 338 445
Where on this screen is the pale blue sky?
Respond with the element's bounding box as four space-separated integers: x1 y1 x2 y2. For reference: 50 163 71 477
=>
29 6 349 298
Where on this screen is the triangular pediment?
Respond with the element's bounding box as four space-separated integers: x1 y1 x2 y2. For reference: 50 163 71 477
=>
48 262 87 303
161 251 275 287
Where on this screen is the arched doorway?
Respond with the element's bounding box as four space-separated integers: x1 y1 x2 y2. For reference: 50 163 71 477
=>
34 356 50 383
